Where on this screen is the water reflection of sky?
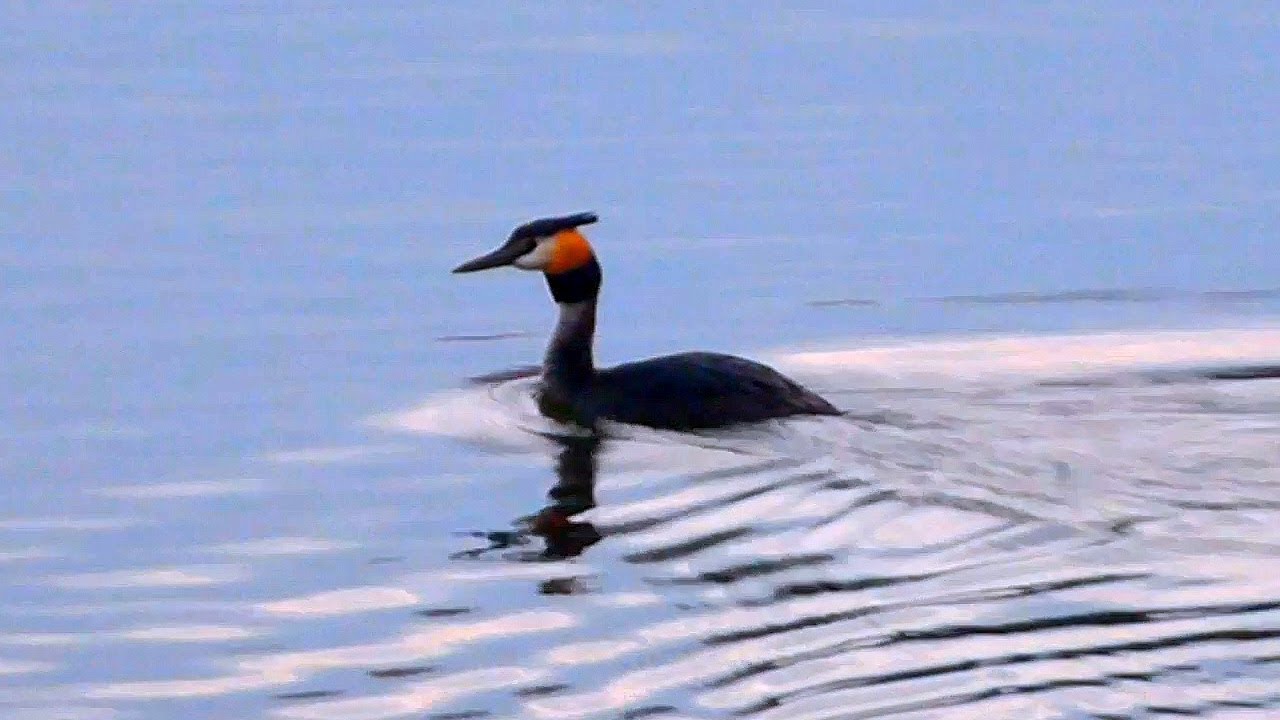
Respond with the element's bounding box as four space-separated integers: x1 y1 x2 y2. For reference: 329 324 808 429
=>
6 3 1280 719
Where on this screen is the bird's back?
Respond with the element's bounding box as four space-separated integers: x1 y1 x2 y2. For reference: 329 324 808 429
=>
582 351 840 429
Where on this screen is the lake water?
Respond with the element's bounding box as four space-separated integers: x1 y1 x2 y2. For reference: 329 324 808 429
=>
5 4 1280 719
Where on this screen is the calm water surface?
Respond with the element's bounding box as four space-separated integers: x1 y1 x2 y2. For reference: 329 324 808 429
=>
5 4 1280 719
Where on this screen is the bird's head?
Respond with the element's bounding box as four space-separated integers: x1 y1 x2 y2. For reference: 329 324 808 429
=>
452 212 599 275
453 212 603 304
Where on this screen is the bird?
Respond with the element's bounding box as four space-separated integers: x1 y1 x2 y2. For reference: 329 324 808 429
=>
452 212 841 430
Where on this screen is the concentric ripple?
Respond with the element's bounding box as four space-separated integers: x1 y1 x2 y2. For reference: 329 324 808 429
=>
4 329 1279 719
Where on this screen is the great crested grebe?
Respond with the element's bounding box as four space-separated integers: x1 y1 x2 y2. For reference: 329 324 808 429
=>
452 212 840 430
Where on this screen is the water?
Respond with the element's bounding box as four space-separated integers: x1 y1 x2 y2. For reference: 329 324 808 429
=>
5 4 1280 719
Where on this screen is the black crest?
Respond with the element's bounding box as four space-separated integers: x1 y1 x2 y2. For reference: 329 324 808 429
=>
511 212 598 240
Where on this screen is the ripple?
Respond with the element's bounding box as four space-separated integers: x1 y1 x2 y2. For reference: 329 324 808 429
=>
13 329 1280 719
777 327 1280 387
928 287 1178 305
0 517 138 531
272 667 545 720
204 536 360 557
373 377 557 450
257 587 424 618
234 610 576 688
0 547 57 563
8 709 122 720
46 564 248 590
0 658 57 675
91 478 269 499
356 337 1280 718
85 674 280 701
115 624 262 643
0 633 84 647
265 445 412 464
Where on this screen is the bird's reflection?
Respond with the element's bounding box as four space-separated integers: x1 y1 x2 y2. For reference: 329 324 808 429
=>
530 433 603 558
454 433 602 560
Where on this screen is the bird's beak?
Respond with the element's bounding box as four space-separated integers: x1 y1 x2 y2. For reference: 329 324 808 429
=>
452 240 524 273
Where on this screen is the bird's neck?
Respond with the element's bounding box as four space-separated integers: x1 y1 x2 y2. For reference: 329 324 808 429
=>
541 258 603 389
544 299 597 387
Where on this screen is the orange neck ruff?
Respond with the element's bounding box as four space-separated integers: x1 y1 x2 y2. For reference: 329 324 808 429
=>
545 229 595 274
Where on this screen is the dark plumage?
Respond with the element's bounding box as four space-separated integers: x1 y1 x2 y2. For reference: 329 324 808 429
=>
542 352 840 429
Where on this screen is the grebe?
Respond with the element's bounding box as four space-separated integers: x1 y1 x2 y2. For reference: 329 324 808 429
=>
452 212 840 430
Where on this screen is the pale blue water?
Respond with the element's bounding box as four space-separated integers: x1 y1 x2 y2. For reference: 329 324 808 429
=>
4 4 1280 719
